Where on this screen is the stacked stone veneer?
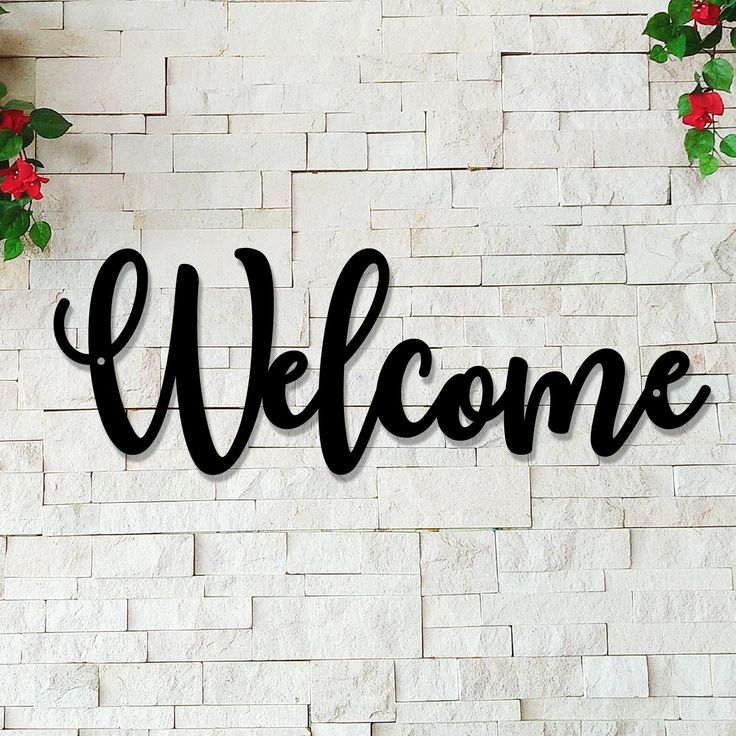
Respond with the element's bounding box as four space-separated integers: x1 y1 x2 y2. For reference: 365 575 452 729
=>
0 0 734 734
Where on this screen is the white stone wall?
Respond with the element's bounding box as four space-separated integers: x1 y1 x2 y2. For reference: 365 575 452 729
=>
0 0 734 733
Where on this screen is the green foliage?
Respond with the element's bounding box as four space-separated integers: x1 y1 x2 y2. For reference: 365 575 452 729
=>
699 153 720 175
703 57 734 91
679 25 703 55
0 129 23 160
21 126 34 149
4 99 34 111
644 12 674 41
0 0 66 262
0 206 30 240
28 221 51 250
668 33 688 58
28 108 72 139
3 237 22 261
684 128 715 159
720 134 736 156
701 24 723 48
668 0 693 25
646 0 736 179
650 44 669 62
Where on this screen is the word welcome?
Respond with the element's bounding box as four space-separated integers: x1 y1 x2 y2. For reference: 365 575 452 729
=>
54 248 711 476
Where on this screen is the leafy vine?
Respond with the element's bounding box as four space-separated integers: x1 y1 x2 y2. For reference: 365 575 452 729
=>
645 0 736 175
0 5 72 260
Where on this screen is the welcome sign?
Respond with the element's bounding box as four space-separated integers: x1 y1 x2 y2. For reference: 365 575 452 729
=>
2 0 735 731
54 247 712 475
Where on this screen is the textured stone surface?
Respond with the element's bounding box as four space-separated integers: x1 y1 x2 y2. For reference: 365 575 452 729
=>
583 656 649 698
311 660 396 722
252 596 422 659
0 2 733 734
503 55 648 111
378 467 531 528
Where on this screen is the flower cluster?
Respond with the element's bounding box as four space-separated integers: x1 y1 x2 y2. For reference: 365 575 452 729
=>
692 0 721 23
644 0 736 176
0 5 72 260
1 160 50 201
682 89 724 129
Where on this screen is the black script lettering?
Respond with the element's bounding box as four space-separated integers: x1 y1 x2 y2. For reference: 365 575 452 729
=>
54 247 274 474
53 247 711 475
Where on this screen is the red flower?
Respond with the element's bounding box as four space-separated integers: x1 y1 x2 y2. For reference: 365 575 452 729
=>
692 0 720 24
0 160 49 200
0 109 29 135
683 91 724 129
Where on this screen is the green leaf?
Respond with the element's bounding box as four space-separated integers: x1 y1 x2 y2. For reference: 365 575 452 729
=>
699 153 719 176
703 57 734 92
0 83 7 100
720 133 736 156
650 44 669 62
668 33 687 58
4 99 34 111
643 12 674 42
0 207 30 239
684 128 715 159
668 0 693 25
25 157 44 169
0 129 22 160
28 108 71 139
678 92 693 116
21 126 34 148
0 6 8 15
3 237 22 262
679 25 703 56
702 24 723 48
28 220 51 250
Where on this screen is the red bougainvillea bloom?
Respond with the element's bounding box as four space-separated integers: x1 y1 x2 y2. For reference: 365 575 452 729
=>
0 109 29 135
0 160 49 200
692 0 720 24
683 91 725 129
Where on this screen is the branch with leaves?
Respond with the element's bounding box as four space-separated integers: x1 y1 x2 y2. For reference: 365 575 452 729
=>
645 0 736 175
0 4 72 261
